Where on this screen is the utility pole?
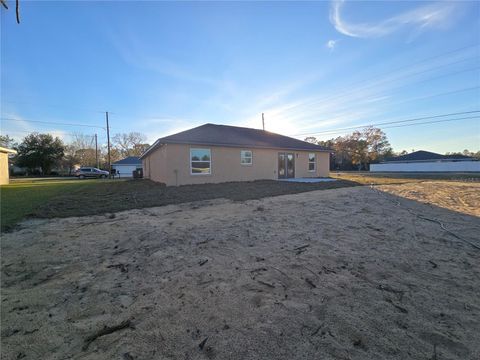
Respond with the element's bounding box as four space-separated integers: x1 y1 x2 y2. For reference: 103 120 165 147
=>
94 133 99 168
262 113 265 131
105 112 111 178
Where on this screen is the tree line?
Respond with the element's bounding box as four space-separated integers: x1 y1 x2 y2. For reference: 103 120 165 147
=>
305 127 480 170
0 132 150 175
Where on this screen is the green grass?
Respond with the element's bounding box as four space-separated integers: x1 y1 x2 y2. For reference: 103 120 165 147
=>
0 178 119 231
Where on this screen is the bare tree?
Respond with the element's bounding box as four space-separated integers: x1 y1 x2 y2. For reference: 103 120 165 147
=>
112 132 149 157
69 134 97 167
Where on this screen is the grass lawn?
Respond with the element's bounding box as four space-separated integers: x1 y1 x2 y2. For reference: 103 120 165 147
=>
0 178 121 231
0 177 359 231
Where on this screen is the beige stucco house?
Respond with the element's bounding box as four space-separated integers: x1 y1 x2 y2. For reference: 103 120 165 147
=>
0 147 17 185
141 124 331 186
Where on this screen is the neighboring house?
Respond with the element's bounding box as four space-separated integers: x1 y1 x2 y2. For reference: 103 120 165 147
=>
112 156 142 177
141 123 331 186
0 147 17 185
370 150 480 172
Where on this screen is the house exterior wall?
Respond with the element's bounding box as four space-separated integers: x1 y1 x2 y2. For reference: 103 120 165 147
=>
143 144 168 183
370 161 480 172
143 143 330 186
0 152 10 185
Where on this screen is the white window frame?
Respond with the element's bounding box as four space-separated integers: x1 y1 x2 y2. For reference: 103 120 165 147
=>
308 153 316 172
190 148 212 175
240 150 253 166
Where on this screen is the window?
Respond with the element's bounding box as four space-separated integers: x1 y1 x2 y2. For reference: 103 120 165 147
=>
190 148 211 175
241 150 252 165
308 153 316 171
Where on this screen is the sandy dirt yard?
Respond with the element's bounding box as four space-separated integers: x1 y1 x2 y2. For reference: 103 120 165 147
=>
1 181 479 360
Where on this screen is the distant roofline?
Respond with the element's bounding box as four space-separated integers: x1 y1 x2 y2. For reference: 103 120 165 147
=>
112 163 141 165
380 158 477 164
112 156 141 165
382 150 475 163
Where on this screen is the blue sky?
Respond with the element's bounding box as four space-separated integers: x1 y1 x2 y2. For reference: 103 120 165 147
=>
1 0 479 153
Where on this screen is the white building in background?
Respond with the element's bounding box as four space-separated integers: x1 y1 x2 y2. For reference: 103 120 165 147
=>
112 156 143 177
370 150 480 173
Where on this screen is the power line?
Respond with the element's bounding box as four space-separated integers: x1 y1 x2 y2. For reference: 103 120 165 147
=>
279 44 479 116
292 110 480 137
281 68 480 126
281 58 479 119
293 115 480 138
2 45 477 124
0 129 95 137
288 86 480 135
379 116 480 131
0 117 105 129
2 100 108 115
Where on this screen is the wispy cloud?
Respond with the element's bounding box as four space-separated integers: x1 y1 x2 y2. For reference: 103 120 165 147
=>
110 31 219 86
326 39 337 51
330 0 460 38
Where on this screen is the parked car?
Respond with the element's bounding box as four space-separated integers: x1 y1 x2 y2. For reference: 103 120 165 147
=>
74 167 109 179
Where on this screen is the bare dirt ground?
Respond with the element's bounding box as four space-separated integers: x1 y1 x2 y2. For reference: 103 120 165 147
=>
379 181 480 217
1 181 479 360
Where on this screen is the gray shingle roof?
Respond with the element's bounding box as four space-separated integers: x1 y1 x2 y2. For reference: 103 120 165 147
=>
112 156 142 165
385 150 473 162
142 123 330 158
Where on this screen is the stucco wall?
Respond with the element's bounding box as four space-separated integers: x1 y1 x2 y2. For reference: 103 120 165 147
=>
0 152 10 185
143 144 168 183
370 161 480 172
144 143 330 186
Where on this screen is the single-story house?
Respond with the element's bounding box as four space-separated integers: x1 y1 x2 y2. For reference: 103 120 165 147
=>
112 156 143 177
370 150 480 172
140 123 331 186
0 147 17 185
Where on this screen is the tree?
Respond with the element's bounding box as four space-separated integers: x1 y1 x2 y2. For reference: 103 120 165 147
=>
445 149 480 160
0 134 17 149
68 134 97 167
304 127 392 170
362 127 393 163
60 145 81 175
16 133 65 175
112 132 149 157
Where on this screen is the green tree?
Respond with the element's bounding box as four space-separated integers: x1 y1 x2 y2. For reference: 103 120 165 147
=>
0 134 17 149
304 136 318 144
304 127 392 170
16 133 65 175
362 127 393 163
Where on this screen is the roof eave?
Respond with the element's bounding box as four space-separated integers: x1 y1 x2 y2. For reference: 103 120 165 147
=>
151 139 331 152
